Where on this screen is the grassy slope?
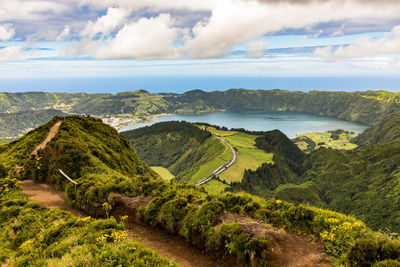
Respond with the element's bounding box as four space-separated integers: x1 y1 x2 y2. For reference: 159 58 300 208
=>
201 179 229 194
0 109 67 140
122 122 230 185
226 120 400 232
0 119 55 170
0 92 90 113
297 139 400 232
18 116 158 214
71 91 171 116
0 188 177 266
206 127 274 183
0 140 10 145
354 111 400 146
166 89 400 125
151 166 175 181
2 117 400 265
174 136 229 184
294 130 358 152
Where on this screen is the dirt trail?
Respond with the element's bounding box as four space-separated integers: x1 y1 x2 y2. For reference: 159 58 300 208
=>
31 120 62 156
21 178 331 267
20 120 330 267
221 213 332 267
21 180 240 267
21 180 85 217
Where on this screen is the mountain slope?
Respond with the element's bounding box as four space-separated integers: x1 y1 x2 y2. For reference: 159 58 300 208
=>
0 109 67 139
18 116 157 214
0 92 90 113
165 89 400 124
229 130 305 197
0 188 177 266
1 89 400 129
2 116 400 265
298 140 400 232
353 111 400 146
70 90 170 116
228 114 400 232
121 121 230 184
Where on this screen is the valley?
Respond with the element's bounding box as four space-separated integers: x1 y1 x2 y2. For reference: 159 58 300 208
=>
0 89 395 140
3 3 400 266
2 92 400 266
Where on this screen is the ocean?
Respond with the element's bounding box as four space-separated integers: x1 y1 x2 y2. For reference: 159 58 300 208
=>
0 76 399 93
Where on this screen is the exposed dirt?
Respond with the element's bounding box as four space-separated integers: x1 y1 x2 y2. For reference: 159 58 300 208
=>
221 213 333 267
19 120 332 267
31 120 62 156
125 223 241 267
21 181 241 267
21 180 85 217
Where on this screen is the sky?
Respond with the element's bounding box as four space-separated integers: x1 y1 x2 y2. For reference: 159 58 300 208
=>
0 0 400 93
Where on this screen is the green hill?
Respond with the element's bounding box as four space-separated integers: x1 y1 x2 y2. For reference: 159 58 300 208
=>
0 116 157 212
0 187 177 266
2 116 400 265
121 121 229 184
0 109 67 139
165 89 400 125
205 126 274 183
294 129 358 152
0 92 90 113
228 113 400 233
2 89 400 140
353 111 400 146
229 130 305 197
70 90 171 117
22 116 157 214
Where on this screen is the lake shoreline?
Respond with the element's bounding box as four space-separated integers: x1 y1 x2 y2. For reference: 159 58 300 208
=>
117 110 369 138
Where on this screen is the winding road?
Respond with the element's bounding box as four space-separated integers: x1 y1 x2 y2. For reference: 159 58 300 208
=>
20 120 239 267
195 135 236 186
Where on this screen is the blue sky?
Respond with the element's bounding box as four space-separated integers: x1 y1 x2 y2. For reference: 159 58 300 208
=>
0 0 400 92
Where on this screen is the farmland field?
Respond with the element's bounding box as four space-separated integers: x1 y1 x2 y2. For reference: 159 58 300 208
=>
294 130 358 152
204 127 274 183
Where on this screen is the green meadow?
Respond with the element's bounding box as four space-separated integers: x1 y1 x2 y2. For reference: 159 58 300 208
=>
151 166 175 181
204 127 274 183
293 130 358 152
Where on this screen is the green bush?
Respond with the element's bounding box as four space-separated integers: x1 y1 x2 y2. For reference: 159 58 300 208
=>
0 189 178 266
347 238 380 266
0 163 6 178
347 238 400 266
157 197 189 233
373 260 400 267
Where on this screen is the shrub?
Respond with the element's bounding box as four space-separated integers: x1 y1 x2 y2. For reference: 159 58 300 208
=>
347 238 381 266
157 197 189 233
0 163 6 177
373 260 400 267
0 189 177 266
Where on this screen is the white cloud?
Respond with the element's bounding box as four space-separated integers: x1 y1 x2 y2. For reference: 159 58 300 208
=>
80 7 129 37
181 0 400 58
96 14 180 59
0 46 24 62
74 0 217 12
314 25 400 59
0 24 15 41
3 0 400 61
56 25 71 41
246 40 268 58
0 0 70 21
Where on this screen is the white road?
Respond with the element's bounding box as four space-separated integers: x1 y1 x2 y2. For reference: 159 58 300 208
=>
195 135 236 186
